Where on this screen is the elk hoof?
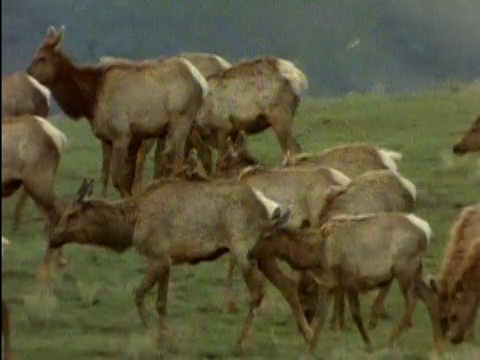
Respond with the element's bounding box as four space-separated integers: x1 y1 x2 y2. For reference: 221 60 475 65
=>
368 319 377 330
365 343 374 353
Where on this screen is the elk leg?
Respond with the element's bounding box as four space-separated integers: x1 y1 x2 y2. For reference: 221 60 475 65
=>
346 288 373 352
12 187 29 232
2 301 11 360
132 139 155 194
153 137 168 179
164 115 192 178
111 138 138 197
389 276 417 347
308 286 332 354
188 128 214 175
225 255 239 313
368 281 392 329
233 259 265 354
135 261 161 327
330 289 346 331
269 111 302 155
100 140 113 197
414 277 444 355
155 264 170 334
257 259 313 344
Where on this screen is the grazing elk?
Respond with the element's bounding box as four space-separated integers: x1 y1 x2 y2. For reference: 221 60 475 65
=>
453 116 480 155
45 178 290 353
425 203 480 344
26 26 209 197
99 52 232 192
2 115 68 266
224 164 351 312
217 137 403 180
299 169 418 331
247 213 443 355
282 143 403 178
2 71 52 231
2 236 11 360
196 56 308 164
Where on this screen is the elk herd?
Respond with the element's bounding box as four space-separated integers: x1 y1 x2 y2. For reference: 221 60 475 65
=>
1 25 479 358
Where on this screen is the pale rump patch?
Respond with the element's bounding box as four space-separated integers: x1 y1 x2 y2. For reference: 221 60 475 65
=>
378 148 402 173
404 214 432 243
179 58 210 99
213 55 232 70
26 75 51 107
251 188 281 219
394 173 417 200
276 59 309 96
327 168 351 186
34 116 68 153
2 236 10 258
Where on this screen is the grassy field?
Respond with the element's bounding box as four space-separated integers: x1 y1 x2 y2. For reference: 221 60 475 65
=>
2 82 480 359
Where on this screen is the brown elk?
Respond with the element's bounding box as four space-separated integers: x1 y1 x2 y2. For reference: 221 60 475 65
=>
217 137 403 179
282 143 403 178
299 169 418 331
2 236 11 360
196 56 308 164
223 164 351 312
453 116 480 155
2 71 52 231
247 213 444 355
44 178 290 353
99 52 232 193
2 115 68 266
26 26 209 197
425 203 480 344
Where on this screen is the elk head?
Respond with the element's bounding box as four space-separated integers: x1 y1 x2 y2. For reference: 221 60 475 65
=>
453 116 480 156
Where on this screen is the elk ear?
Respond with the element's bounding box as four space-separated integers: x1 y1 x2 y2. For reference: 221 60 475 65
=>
75 178 92 203
46 26 57 39
325 184 346 201
53 26 65 52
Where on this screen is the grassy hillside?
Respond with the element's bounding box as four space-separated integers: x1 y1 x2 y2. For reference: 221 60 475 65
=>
2 83 480 359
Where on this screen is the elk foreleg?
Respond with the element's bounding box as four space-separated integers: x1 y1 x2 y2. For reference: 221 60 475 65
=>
308 286 332 354
269 110 302 156
132 139 155 194
346 287 373 352
100 140 112 197
225 255 239 313
163 115 192 178
111 137 140 197
12 188 29 232
135 261 162 327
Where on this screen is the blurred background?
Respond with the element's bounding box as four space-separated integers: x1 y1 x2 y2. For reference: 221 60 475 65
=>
3 0 479 101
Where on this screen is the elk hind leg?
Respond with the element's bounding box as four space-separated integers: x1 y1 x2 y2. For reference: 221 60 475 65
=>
389 275 418 347
368 281 393 329
225 255 239 313
12 188 29 232
346 288 373 352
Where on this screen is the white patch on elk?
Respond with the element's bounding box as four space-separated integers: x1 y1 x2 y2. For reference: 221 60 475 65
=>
34 116 67 153
213 55 232 70
328 168 352 186
378 148 403 173
251 188 281 219
26 75 51 107
405 214 432 244
276 59 309 96
180 59 210 99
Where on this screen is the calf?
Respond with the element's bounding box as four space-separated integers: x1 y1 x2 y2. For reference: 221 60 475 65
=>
247 213 442 354
45 178 290 353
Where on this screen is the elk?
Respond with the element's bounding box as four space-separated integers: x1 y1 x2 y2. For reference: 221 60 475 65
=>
453 116 480 155
99 52 232 193
2 236 11 360
217 137 402 180
26 26 209 197
2 115 68 266
282 143 403 178
44 178 291 353
247 213 444 355
425 203 480 344
2 71 52 231
223 164 351 312
195 56 308 164
299 169 418 331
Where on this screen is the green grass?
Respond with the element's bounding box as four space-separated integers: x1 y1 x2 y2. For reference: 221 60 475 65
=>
2 82 480 359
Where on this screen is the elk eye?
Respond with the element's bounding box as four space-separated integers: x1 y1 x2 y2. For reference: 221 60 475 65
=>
36 56 46 63
450 315 458 322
